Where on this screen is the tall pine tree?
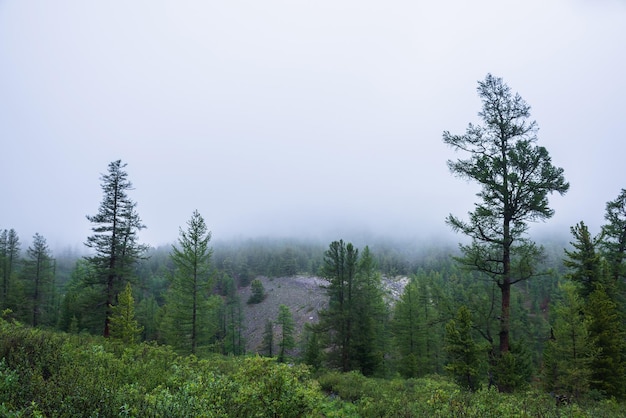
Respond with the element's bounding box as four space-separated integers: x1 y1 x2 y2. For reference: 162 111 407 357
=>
443 73 569 380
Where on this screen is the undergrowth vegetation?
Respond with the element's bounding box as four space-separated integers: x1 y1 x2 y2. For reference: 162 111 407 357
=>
1 318 624 417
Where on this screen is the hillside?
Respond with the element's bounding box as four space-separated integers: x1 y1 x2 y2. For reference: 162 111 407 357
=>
239 275 410 354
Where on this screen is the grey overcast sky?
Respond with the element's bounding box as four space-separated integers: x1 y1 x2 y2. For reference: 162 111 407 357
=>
1 1 625 250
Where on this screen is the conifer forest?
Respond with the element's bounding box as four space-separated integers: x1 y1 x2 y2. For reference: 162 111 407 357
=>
2 75 626 417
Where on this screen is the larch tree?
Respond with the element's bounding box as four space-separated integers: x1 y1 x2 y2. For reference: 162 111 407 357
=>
317 240 359 372
262 319 274 357
392 276 421 378
277 304 295 363
444 305 482 391
584 277 625 399
601 188 626 283
352 246 388 376
563 222 603 299
562 221 626 399
163 210 218 355
0 228 21 309
443 74 569 376
23 233 55 327
542 282 595 400
392 273 440 378
109 282 143 344
85 160 148 337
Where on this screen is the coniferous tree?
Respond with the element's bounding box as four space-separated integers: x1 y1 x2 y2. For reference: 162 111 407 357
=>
562 222 626 399
392 272 444 378
222 295 245 355
277 304 295 362
352 246 388 376
444 306 482 391
261 319 274 357
542 282 595 400
162 210 218 355
317 240 359 371
302 323 322 370
563 222 603 299
109 282 143 344
23 233 55 327
0 228 21 310
247 279 266 304
601 189 626 283
392 276 421 378
84 160 148 337
585 276 625 399
443 75 568 353
443 74 569 390
58 259 103 333
136 295 160 341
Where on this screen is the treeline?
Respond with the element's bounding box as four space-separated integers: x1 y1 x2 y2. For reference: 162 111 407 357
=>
2 163 625 403
2 74 626 410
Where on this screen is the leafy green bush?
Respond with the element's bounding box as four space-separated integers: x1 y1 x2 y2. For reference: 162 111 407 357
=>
1 318 625 417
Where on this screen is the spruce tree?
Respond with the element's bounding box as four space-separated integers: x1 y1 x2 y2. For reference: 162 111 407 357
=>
84 160 148 337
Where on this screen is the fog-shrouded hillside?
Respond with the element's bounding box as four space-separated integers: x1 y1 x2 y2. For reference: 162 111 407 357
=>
239 274 412 355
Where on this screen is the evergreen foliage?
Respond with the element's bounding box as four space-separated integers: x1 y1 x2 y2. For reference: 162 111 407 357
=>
277 304 295 362
316 240 388 375
247 278 266 304
262 319 274 357
585 280 626 398
444 305 482 390
317 239 359 372
0 229 20 312
109 282 143 344
22 233 55 327
84 160 148 337
443 74 568 389
563 222 603 299
162 210 219 355
542 282 595 400
601 188 626 283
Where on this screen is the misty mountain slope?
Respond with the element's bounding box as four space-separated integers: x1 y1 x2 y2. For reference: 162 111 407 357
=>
240 275 327 354
239 275 410 354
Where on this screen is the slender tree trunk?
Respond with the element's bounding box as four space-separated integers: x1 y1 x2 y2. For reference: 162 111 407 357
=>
499 218 512 355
